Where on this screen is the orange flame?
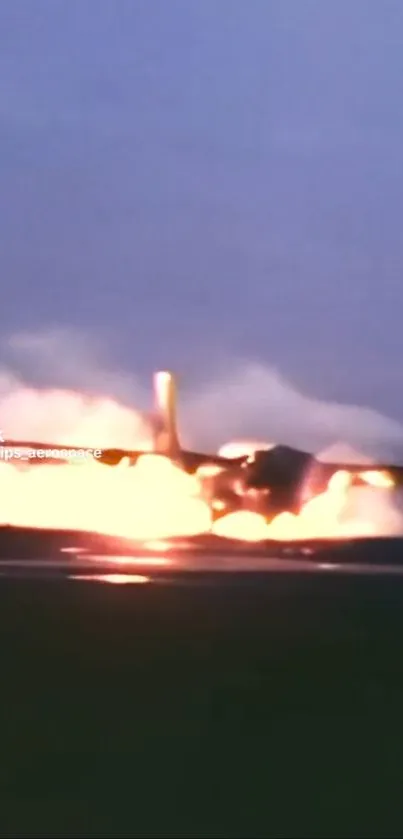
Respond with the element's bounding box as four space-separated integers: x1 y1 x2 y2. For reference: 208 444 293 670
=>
0 449 395 543
359 469 394 488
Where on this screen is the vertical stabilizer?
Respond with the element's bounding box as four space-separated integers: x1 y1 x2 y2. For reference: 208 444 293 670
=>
152 370 181 457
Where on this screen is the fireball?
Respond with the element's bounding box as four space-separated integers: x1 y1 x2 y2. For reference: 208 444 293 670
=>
0 369 398 545
0 451 395 543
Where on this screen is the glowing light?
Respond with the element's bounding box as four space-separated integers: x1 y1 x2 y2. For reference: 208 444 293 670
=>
213 510 269 542
212 499 227 511
318 563 340 570
359 470 395 488
70 574 150 584
218 440 274 458
60 546 87 554
143 540 172 552
83 554 171 566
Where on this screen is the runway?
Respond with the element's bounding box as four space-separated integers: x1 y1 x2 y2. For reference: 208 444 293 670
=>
2 552 403 580
0 523 402 581
1 534 403 837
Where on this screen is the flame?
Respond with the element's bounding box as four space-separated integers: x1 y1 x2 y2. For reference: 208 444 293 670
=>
0 446 396 543
359 469 394 489
0 454 212 540
213 510 270 542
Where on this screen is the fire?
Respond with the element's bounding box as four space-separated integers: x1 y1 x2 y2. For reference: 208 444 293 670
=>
0 455 212 540
359 470 395 489
0 451 395 543
0 369 397 544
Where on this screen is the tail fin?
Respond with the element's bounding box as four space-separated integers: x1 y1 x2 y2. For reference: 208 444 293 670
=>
152 370 181 457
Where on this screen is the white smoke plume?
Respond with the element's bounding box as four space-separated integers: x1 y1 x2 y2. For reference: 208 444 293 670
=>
181 364 403 462
0 328 152 449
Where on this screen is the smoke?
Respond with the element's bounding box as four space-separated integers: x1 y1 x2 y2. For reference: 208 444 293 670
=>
3 327 146 402
181 363 403 462
1 327 403 464
0 328 152 448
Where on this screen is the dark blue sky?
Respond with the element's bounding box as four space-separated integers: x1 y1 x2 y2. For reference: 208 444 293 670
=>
1 0 403 423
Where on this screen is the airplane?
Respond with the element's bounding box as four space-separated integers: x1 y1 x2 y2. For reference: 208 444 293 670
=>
2 370 403 520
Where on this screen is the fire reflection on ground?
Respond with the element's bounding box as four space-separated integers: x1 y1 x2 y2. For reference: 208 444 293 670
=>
69 573 150 584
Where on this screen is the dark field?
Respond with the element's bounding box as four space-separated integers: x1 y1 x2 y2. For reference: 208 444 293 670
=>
1 555 403 837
